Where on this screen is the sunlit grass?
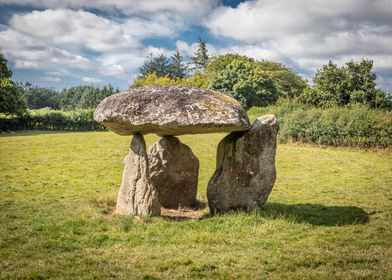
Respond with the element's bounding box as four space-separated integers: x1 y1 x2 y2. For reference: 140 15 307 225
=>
0 131 391 279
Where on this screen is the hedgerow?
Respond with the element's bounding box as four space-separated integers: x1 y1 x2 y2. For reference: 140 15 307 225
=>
0 108 104 131
248 101 392 148
2 103 391 148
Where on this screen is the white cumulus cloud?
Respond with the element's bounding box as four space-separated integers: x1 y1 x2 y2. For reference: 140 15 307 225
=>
81 77 103 84
205 0 392 89
0 7 194 85
0 0 218 19
0 0 391 91
9 9 140 52
41 76 61 83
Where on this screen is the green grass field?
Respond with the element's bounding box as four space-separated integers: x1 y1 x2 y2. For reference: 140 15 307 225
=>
1 131 391 279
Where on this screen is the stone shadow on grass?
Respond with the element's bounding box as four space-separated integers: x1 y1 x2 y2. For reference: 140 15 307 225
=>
90 193 369 225
261 202 369 226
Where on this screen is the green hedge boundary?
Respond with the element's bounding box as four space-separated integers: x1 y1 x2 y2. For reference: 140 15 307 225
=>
248 102 392 148
2 105 391 148
0 108 105 131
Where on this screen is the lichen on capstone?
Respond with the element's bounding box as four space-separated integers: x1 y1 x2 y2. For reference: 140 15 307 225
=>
94 85 250 136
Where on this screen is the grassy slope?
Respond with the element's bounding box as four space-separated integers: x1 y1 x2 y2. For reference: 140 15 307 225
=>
0 131 391 279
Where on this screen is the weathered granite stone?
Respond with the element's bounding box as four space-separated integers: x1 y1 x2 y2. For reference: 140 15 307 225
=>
94 85 250 136
149 136 199 208
207 115 279 214
115 134 161 216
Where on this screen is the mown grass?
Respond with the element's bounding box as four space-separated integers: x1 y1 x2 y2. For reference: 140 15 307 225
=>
0 131 391 279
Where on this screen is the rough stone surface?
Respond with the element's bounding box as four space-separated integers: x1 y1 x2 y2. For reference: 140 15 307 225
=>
94 85 250 136
149 136 199 208
115 134 161 216
207 115 279 214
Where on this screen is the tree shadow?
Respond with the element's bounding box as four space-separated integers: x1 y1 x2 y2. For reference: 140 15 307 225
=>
259 202 369 226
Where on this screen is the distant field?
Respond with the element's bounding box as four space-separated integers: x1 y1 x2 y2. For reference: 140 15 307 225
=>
0 131 391 279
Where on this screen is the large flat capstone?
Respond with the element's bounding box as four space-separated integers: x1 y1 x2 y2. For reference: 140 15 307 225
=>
94 85 250 136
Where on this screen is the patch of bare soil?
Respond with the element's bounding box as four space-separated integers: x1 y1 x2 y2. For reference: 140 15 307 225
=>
161 203 209 220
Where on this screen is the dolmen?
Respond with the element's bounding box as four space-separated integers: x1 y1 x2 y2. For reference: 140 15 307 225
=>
94 85 278 216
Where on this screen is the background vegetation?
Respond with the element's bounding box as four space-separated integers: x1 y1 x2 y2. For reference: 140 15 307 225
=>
2 104 390 149
0 108 104 131
249 102 392 148
0 39 391 149
131 42 391 111
0 54 26 116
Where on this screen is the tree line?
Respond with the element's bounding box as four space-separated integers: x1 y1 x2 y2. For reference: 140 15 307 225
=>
137 37 209 80
133 39 392 110
16 82 120 111
1 45 391 148
0 53 120 115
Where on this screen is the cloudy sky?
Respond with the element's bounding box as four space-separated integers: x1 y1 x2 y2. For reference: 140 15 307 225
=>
0 0 391 91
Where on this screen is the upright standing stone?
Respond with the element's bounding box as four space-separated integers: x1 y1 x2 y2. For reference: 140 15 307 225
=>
149 136 199 208
115 134 161 216
207 115 279 214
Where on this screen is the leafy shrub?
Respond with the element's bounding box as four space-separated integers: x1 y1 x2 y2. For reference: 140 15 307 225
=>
248 101 392 148
131 73 209 89
0 76 26 116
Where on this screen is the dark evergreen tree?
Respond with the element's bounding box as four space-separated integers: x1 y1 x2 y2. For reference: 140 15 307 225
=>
191 37 209 73
138 53 171 78
169 50 186 79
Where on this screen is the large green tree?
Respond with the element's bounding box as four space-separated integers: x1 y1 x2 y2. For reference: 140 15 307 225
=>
60 85 119 110
206 54 254 79
0 53 26 115
209 59 278 109
20 83 62 109
207 54 306 108
0 53 13 79
257 60 308 99
300 59 391 109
